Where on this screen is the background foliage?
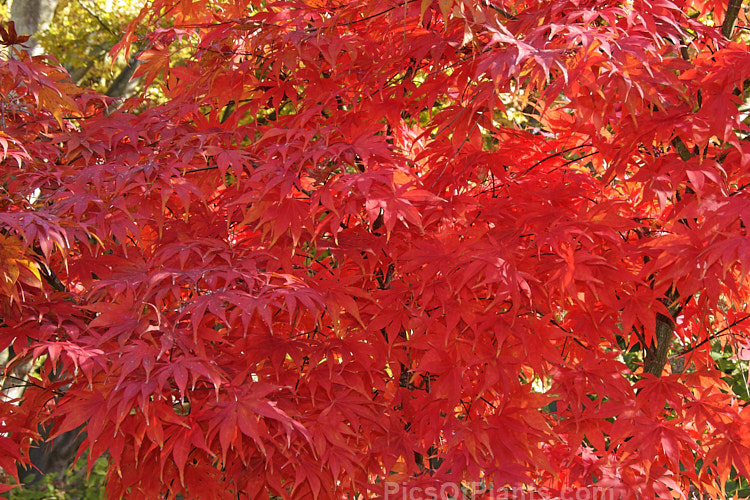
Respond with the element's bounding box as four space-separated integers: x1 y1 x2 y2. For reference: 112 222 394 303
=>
1 0 144 94
3 453 107 500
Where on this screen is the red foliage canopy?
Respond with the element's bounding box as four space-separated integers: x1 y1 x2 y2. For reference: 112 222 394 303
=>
2 0 750 498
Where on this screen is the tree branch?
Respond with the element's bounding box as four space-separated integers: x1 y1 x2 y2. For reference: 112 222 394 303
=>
644 286 682 376
105 50 143 99
722 0 743 39
75 0 116 36
675 314 750 357
671 136 693 162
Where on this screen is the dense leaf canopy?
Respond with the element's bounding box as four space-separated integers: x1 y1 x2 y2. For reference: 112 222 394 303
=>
2 0 750 498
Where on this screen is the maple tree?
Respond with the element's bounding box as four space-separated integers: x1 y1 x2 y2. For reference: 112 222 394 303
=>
2 0 750 498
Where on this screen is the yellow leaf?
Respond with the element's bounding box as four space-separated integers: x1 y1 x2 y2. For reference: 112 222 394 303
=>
37 86 65 128
0 234 43 290
3 262 19 287
19 257 42 284
420 0 432 23
439 0 452 23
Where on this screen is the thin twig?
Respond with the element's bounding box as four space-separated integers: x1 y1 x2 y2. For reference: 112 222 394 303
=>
675 314 750 357
1 374 65 397
75 0 116 36
521 144 594 175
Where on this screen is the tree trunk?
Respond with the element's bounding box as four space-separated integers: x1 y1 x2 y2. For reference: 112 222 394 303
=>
643 287 682 376
106 51 143 98
643 315 676 376
18 425 87 483
10 0 60 56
